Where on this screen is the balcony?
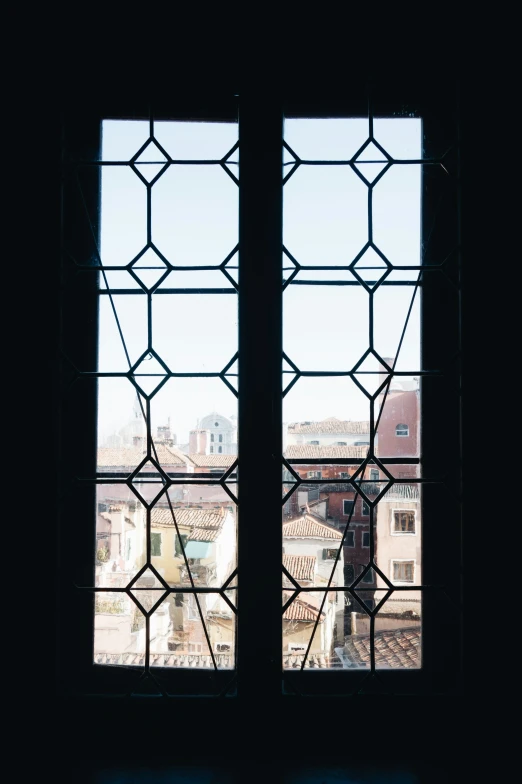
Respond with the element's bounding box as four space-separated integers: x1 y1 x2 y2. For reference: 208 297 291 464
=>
179 562 218 585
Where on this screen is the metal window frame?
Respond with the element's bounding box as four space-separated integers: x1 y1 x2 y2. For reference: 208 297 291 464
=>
56 84 462 707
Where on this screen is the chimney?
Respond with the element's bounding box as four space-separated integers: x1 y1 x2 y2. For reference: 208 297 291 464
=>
189 429 209 455
350 612 357 635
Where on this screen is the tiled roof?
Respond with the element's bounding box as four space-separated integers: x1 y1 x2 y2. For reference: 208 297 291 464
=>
288 419 370 435
341 626 421 669
94 652 233 669
283 514 342 540
153 443 194 466
97 447 143 468
151 507 226 529
97 444 192 468
283 652 339 669
283 592 325 622
189 527 221 542
188 454 236 467
283 554 316 582
285 444 369 459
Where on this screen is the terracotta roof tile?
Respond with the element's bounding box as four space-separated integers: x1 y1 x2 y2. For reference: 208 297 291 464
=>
94 652 233 669
282 592 325 622
283 554 316 582
151 507 226 529
342 626 421 669
97 445 192 468
285 445 369 459
283 514 342 540
288 419 370 435
187 454 236 467
97 447 144 468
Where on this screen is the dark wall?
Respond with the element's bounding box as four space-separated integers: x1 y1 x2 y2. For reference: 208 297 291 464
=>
16 34 498 784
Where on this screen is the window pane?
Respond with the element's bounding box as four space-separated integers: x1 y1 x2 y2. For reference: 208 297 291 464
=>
282 116 422 672
95 118 238 673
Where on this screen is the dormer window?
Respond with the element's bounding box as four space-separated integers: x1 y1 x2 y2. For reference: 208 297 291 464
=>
396 423 409 437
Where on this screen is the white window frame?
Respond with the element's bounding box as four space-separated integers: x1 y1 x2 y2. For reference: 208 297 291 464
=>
391 559 416 584
391 508 417 536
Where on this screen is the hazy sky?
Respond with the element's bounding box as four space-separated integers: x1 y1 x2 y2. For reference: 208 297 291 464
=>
98 117 421 444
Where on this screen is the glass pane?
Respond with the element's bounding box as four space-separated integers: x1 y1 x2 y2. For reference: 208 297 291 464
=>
94 591 145 665
96 484 147 582
283 116 422 673
149 485 237 588
96 117 238 674
149 593 235 669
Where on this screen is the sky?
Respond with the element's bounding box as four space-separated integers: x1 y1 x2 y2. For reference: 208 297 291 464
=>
97 117 421 445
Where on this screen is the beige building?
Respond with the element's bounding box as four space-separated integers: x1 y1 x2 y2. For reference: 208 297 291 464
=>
375 484 421 618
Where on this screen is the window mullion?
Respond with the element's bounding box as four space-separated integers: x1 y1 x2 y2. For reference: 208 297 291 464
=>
237 96 283 698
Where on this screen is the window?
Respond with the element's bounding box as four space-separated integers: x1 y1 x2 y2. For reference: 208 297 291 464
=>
362 568 374 583
339 471 349 479
336 441 347 446
323 548 338 560
370 469 379 481
218 446 222 453
125 538 131 560
210 434 214 442
59 87 462 702
396 423 409 437
362 532 370 547
393 510 416 534
214 422 219 427
361 501 370 516
309 440 319 445
219 434 223 442
174 534 188 557
151 532 162 557
392 560 415 583
344 531 355 547
344 564 355 582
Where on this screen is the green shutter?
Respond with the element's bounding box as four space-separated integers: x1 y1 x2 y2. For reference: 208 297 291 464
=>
151 532 162 556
